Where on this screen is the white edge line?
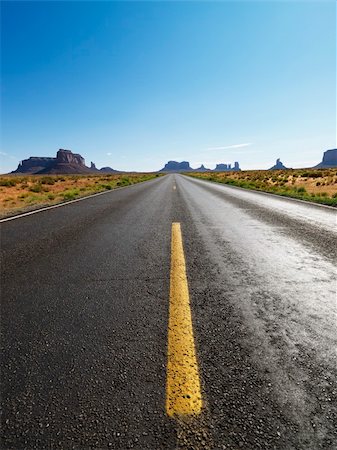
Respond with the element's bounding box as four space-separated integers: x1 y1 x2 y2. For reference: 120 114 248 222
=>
0 177 160 223
182 174 337 211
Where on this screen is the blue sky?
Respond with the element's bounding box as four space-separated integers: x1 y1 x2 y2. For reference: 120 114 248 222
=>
1 1 336 172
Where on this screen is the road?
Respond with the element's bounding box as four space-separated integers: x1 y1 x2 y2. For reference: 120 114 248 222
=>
1 174 336 449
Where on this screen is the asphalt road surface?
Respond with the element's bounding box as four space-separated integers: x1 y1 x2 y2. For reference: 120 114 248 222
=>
1 174 336 449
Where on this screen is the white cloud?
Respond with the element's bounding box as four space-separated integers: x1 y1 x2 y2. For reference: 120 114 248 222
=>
0 151 18 160
207 143 253 151
106 152 112 156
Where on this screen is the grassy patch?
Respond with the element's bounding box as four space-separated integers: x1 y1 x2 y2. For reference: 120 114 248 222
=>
40 176 55 185
29 184 43 193
0 179 17 187
61 188 81 201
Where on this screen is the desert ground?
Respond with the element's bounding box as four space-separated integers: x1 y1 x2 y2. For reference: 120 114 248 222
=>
0 173 161 218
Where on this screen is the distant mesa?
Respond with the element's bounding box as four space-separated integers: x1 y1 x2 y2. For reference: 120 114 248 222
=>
12 149 121 175
269 158 288 170
314 149 337 168
194 164 211 172
214 164 229 172
100 166 121 173
89 161 121 173
213 162 240 172
159 161 192 172
159 160 241 172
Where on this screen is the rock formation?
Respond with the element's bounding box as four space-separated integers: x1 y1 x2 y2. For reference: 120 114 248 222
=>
213 162 241 171
314 149 337 168
56 149 85 165
159 161 192 172
159 160 241 172
269 158 288 170
12 149 120 174
194 164 211 172
14 156 55 174
100 167 120 173
214 163 230 171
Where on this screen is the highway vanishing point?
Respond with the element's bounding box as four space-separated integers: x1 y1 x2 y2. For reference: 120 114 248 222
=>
1 174 336 449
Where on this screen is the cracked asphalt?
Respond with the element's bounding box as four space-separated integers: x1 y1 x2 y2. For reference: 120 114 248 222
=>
1 174 336 449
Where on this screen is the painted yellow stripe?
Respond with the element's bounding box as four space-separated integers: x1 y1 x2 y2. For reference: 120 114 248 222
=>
166 222 202 417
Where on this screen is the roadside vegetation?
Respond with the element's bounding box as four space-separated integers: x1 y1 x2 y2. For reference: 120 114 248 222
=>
0 173 162 217
188 169 337 206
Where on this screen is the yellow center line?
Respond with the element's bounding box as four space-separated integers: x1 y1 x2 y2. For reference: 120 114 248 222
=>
166 222 202 417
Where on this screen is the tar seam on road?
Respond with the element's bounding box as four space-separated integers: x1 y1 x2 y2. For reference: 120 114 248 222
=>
166 222 202 417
